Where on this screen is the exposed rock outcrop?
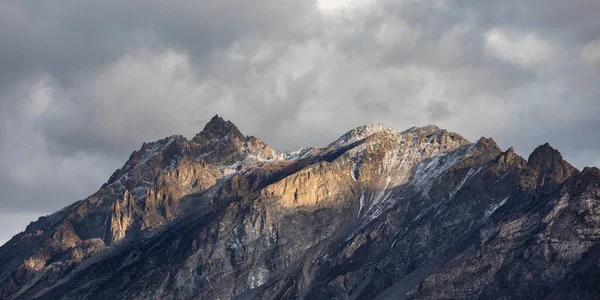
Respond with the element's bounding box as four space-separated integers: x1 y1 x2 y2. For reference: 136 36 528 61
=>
1 115 599 300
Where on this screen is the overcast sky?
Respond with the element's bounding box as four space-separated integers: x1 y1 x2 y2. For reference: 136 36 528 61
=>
1 0 599 245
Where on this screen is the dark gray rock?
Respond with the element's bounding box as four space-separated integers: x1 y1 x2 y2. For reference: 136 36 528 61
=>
1 117 599 300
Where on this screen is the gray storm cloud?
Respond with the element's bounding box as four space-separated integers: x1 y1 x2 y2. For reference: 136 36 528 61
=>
0 0 599 245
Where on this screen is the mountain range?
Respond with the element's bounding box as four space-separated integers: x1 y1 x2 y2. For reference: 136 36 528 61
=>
1 115 600 300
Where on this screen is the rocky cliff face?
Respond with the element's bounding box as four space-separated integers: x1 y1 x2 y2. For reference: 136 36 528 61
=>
1 115 599 300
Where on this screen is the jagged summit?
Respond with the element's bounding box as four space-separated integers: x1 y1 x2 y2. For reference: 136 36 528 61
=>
193 114 244 143
402 124 441 135
527 142 577 171
1 115 599 300
330 123 467 150
330 123 400 147
526 142 578 191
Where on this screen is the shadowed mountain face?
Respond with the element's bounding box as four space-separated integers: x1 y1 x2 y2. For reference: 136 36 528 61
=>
1 115 599 300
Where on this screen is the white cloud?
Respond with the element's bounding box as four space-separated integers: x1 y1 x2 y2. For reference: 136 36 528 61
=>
484 28 556 68
581 39 600 69
316 0 376 14
375 20 421 49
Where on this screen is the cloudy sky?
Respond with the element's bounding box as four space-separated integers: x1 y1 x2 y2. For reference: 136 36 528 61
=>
1 0 599 245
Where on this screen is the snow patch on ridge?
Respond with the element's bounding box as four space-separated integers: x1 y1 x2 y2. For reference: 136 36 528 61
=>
358 188 366 217
330 123 399 148
350 149 366 181
449 166 483 200
282 147 316 161
139 137 176 167
412 144 474 199
107 136 180 191
484 196 509 221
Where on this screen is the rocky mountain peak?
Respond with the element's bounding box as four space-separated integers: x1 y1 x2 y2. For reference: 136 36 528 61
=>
330 123 467 152
1 116 599 300
506 146 516 155
453 137 504 167
402 124 442 136
475 137 499 149
577 166 600 192
502 146 520 163
193 114 244 144
403 125 469 146
527 142 579 191
527 143 574 171
105 135 186 188
330 123 399 148
492 146 527 173
188 115 249 165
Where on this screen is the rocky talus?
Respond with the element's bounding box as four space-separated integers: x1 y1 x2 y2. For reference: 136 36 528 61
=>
1 115 599 300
